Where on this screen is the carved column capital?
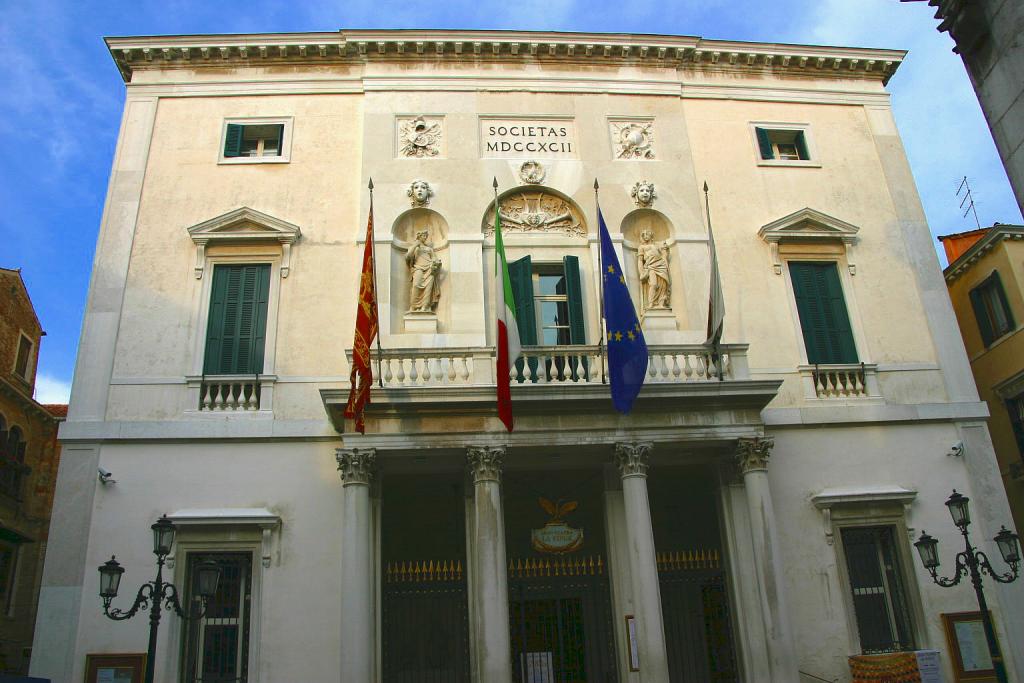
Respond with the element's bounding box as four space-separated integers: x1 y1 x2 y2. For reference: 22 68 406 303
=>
336 448 377 486
614 442 652 479
467 446 505 484
735 437 774 475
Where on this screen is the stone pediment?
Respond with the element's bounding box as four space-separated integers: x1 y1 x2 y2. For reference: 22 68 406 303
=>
187 207 301 278
757 208 859 274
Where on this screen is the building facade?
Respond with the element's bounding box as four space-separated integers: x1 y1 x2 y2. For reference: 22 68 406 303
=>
0 268 64 674
940 225 1024 534
32 30 1024 683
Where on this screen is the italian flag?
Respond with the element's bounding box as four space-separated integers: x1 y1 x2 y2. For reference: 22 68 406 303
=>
495 208 521 432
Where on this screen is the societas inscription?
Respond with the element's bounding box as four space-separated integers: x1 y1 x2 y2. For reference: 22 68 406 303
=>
481 117 578 158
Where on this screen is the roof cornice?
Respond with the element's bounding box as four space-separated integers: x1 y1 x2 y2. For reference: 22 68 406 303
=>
943 225 1024 282
105 29 906 85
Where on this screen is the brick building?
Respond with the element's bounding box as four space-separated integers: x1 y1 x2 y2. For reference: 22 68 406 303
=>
0 267 63 674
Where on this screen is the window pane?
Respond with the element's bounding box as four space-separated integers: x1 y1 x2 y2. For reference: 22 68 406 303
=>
538 273 566 296
14 338 30 378
541 327 571 345
775 143 800 160
184 553 251 683
240 138 260 156
540 301 569 327
841 527 914 653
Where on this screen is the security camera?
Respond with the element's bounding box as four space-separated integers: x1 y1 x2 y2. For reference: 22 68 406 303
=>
98 468 117 485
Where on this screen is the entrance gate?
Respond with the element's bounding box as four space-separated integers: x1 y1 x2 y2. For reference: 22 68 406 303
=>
508 555 618 683
382 559 470 683
657 550 738 683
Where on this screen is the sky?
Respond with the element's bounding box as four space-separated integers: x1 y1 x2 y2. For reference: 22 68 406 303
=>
1 0 1020 405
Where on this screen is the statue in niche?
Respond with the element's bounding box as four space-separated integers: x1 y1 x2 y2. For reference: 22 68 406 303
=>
407 179 433 207
637 228 671 313
405 229 442 312
631 180 656 208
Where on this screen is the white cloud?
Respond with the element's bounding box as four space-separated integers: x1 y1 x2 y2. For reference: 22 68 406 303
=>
34 374 71 405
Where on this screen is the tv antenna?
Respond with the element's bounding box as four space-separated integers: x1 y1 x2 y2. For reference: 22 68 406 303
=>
957 176 981 229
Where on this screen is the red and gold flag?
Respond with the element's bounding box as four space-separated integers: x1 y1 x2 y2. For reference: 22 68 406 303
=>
344 196 379 433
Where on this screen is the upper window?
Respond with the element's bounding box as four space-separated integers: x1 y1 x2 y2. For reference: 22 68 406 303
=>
13 334 32 381
840 526 916 654
181 552 253 683
752 124 816 166
203 264 271 375
789 262 858 364
507 256 586 347
969 271 1015 347
1007 394 1024 459
220 118 292 164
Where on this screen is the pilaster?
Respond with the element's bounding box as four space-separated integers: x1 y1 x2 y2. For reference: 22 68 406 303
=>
337 447 377 683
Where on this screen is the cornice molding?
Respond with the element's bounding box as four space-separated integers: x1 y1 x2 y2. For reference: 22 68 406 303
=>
106 30 905 85
187 206 301 279
943 225 1024 283
758 207 861 274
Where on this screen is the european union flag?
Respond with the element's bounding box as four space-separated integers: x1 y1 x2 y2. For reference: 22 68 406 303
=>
599 208 648 413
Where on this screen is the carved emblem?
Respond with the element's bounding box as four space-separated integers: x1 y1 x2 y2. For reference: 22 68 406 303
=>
406 179 433 207
531 498 584 554
484 191 584 238
518 160 546 184
398 116 442 157
612 121 655 160
735 437 774 474
467 446 505 483
336 448 377 486
631 180 656 208
614 442 652 478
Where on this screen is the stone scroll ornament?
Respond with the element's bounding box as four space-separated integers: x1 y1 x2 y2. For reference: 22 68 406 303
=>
405 229 442 312
399 116 442 157
612 121 655 159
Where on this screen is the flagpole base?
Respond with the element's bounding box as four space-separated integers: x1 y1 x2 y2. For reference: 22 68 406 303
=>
403 310 439 334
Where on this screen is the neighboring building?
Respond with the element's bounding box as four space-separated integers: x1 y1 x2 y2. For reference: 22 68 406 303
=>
31 29 1024 683
0 268 64 674
940 224 1024 533
904 0 1024 213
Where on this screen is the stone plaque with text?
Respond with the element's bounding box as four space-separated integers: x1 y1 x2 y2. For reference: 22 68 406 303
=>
481 118 578 158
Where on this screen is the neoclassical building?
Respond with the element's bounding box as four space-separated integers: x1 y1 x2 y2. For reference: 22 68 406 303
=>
33 29 1023 683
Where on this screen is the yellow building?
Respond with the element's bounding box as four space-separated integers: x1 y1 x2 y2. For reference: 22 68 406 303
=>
941 225 1024 532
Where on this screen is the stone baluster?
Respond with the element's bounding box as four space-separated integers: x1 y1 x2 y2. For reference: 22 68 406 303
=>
337 448 377 683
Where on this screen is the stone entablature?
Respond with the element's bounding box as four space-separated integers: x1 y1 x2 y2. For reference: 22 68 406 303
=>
106 30 905 84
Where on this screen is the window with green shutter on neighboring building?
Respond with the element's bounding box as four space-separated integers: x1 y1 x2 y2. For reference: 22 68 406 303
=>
203 264 271 375
789 261 858 364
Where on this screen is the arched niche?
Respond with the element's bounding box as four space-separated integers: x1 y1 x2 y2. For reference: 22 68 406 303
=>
620 209 689 331
481 186 587 240
391 208 451 333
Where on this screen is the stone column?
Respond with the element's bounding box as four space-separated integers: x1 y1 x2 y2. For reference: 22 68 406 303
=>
614 442 670 683
467 446 513 683
735 437 798 682
337 448 377 683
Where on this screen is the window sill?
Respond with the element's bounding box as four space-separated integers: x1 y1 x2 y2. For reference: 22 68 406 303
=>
218 156 290 165
757 159 821 168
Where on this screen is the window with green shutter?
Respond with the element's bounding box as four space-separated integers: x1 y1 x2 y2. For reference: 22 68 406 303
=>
222 120 290 161
789 261 858 364
754 125 812 162
203 264 271 375
969 271 1015 347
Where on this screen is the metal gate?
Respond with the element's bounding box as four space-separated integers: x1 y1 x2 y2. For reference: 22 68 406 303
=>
657 550 738 683
382 559 470 683
508 555 618 683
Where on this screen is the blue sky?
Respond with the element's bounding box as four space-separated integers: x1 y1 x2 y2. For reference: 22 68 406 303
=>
1 0 1020 404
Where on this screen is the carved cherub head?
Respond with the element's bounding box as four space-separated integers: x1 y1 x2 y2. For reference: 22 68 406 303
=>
631 181 656 208
407 180 434 207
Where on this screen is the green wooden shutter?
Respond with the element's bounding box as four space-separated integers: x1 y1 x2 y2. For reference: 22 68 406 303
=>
224 124 244 158
795 131 810 160
203 264 271 374
755 127 774 160
789 262 858 364
508 256 537 345
990 271 1015 332
562 256 587 344
969 284 995 346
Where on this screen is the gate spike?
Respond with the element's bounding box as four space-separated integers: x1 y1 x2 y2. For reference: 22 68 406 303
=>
597 556 604 574
457 559 463 580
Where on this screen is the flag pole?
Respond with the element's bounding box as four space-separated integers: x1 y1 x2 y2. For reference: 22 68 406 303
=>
368 178 384 388
594 178 607 385
703 181 723 381
493 176 500 369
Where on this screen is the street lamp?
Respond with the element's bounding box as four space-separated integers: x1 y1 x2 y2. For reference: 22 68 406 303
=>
914 490 1020 683
98 515 221 683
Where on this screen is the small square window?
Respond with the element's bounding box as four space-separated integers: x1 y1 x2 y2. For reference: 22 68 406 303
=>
220 119 291 164
752 124 816 165
13 335 32 380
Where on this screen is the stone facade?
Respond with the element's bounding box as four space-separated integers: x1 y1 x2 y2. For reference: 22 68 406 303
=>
0 268 63 675
31 30 1024 683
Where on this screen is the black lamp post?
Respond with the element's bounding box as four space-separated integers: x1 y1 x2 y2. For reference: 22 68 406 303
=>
914 490 1020 683
98 515 221 683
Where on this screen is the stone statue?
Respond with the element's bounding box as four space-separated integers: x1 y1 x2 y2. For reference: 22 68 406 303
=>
637 228 671 312
405 229 442 312
407 179 433 207
631 180 656 208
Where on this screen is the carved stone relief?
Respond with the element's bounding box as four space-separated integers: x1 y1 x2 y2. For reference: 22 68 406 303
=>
336 448 377 486
407 179 433 207
736 437 774 474
611 121 655 159
467 445 505 483
614 442 652 478
483 190 585 238
398 116 442 157
630 180 656 208
519 160 546 184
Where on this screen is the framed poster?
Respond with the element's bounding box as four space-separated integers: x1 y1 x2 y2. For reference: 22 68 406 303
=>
942 612 997 682
84 654 145 683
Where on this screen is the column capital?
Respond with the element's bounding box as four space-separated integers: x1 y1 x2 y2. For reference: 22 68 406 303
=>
614 441 652 479
336 447 377 486
467 445 505 483
735 437 774 474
